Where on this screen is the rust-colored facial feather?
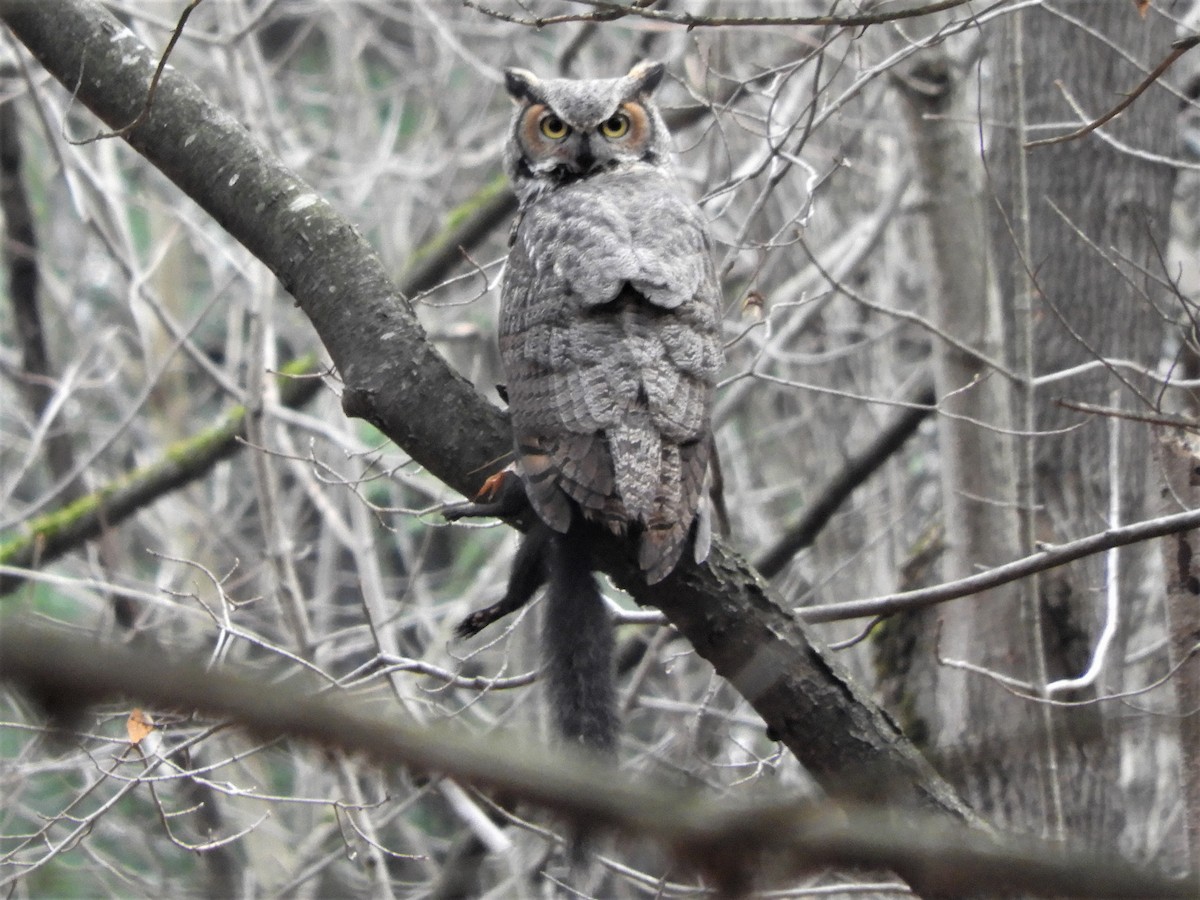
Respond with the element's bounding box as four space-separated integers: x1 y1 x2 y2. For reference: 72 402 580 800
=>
515 99 652 166
618 101 650 148
518 103 554 154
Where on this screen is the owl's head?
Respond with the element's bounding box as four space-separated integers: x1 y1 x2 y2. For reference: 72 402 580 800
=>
503 61 671 199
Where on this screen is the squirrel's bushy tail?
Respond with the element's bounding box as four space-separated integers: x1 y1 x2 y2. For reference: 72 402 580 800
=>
542 526 618 754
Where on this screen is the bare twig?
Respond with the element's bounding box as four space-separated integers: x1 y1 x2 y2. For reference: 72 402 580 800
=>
76 0 205 144
1056 397 1200 431
0 357 322 592
1025 35 1200 149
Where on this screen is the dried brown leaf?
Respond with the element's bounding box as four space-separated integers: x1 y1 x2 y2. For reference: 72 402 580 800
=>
126 707 155 746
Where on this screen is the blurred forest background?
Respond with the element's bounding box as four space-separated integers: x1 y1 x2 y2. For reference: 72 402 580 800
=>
2 0 1200 896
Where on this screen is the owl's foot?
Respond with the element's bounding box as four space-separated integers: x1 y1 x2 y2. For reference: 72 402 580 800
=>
442 468 530 522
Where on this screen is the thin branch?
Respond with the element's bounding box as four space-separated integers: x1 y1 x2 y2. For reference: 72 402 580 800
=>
76 0 205 144
801 506 1200 624
1024 34 1200 149
803 241 1021 384
466 0 987 30
1056 398 1200 432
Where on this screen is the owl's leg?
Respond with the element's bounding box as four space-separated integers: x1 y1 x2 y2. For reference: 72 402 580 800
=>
455 521 550 638
445 470 548 637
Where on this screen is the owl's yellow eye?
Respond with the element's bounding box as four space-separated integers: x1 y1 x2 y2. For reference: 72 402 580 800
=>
539 114 569 140
599 114 630 139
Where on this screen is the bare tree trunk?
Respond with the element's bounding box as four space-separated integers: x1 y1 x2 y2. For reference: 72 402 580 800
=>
896 49 1046 832
990 2 1178 849
1157 429 1200 869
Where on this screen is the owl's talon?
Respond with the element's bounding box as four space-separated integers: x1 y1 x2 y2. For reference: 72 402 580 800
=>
442 470 530 521
477 471 508 502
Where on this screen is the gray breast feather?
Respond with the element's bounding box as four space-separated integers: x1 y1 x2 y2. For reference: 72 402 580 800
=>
499 168 723 581
518 172 709 311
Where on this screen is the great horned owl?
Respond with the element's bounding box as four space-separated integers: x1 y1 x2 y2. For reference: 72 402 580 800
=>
500 61 724 584
452 63 723 753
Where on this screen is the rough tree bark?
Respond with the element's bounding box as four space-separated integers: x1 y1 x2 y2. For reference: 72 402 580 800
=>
1157 429 1200 868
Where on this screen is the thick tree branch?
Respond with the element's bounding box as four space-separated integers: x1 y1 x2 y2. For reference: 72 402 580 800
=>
2 0 975 826
604 535 971 817
0 622 1192 899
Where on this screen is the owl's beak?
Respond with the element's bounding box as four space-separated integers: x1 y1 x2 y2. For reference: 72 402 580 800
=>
575 135 595 174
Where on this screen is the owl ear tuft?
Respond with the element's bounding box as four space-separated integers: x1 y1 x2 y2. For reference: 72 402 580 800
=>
626 61 665 97
504 68 544 104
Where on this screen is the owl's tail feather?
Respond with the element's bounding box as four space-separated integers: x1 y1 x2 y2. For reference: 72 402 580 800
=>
543 524 618 754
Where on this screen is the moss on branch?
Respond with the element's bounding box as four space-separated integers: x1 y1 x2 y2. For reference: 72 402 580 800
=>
0 356 320 588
